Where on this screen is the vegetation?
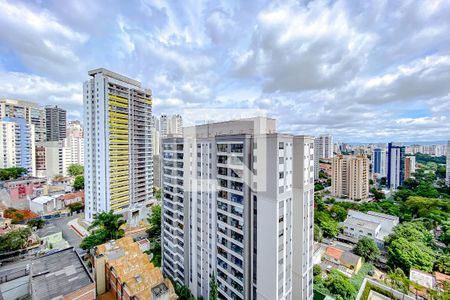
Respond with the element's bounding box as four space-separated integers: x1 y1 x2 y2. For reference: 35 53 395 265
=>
209 272 218 300
415 153 446 165
353 237 380 262
0 227 32 253
27 219 45 229
4 208 39 223
324 269 357 300
153 187 161 200
67 202 84 213
73 175 84 191
172 282 195 300
147 205 162 267
80 211 125 250
67 164 84 176
314 210 340 238
0 167 27 180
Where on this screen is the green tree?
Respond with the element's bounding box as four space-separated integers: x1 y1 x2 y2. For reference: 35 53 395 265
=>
73 175 84 191
386 268 410 294
0 227 32 252
319 170 328 179
416 182 439 198
68 202 84 213
386 237 435 273
314 224 322 242
0 167 28 180
27 219 45 229
434 253 450 275
146 205 162 267
386 222 433 245
324 269 357 300
353 237 380 262
80 211 125 250
209 272 218 300
315 210 340 238
313 265 322 276
370 188 385 200
67 164 84 176
330 205 347 222
439 221 450 245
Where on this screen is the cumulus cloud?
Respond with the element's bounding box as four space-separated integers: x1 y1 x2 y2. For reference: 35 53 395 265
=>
0 0 449 142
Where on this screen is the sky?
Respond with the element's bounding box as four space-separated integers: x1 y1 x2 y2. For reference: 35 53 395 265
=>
0 0 449 143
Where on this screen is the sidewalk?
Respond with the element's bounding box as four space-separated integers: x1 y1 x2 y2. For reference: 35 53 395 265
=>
67 218 89 237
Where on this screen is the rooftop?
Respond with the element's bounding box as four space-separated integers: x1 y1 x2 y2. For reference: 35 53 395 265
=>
31 196 55 205
31 247 93 300
96 237 176 300
325 246 344 260
367 211 399 222
340 251 361 267
344 216 381 231
88 68 142 88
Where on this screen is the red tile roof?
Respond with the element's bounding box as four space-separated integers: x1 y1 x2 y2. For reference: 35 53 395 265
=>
325 246 344 260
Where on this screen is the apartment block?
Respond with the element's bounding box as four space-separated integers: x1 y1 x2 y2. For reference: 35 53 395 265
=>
161 117 315 300
315 134 333 159
160 114 183 138
0 117 36 176
331 155 369 200
45 105 67 141
372 148 387 177
0 99 46 142
387 143 405 189
404 156 416 179
84 68 153 225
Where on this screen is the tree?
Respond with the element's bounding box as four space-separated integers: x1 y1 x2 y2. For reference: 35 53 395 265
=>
330 205 347 222
80 211 125 250
27 219 45 229
386 237 435 273
370 188 385 200
435 253 450 275
0 167 27 180
146 205 162 267
319 170 328 179
386 268 410 294
324 269 357 300
353 237 380 262
386 222 433 246
73 175 84 191
68 202 84 213
0 227 32 252
313 265 322 276
416 182 439 198
314 224 322 242
315 210 340 238
67 164 84 176
209 272 218 300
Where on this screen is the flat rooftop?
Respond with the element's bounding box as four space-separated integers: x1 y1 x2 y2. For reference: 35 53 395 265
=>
31 247 93 300
35 223 61 238
344 216 380 231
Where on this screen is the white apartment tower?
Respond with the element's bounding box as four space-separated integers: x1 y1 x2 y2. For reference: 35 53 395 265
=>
84 68 153 225
161 117 314 300
0 118 36 176
315 134 333 159
66 120 84 166
160 114 183 137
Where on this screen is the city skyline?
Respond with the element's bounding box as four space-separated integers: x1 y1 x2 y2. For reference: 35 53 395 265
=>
0 0 449 142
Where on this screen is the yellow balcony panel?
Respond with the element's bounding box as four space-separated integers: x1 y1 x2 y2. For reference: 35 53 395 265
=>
112 190 128 198
110 145 129 150
109 111 128 119
110 166 128 171
109 101 128 108
109 135 129 140
110 184 129 191
111 201 129 209
109 117 129 123
110 128 129 133
111 195 129 202
111 175 129 181
109 122 128 128
109 94 129 102
109 156 129 161
111 170 129 176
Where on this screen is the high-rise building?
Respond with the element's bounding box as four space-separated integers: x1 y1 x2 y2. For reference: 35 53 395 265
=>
45 105 67 141
0 99 46 142
372 148 387 177
0 117 36 176
315 134 333 159
160 114 183 137
387 143 405 189
404 156 416 180
331 155 370 200
161 117 314 300
84 68 153 225
314 138 320 180
446 141 450 185
66 121 84 166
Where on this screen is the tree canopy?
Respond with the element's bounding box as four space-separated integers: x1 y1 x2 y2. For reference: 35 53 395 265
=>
0 167 27 180
80 211 125 250
0 227 32 253
353 237 380 262
73 175 84 191
67 164 84 176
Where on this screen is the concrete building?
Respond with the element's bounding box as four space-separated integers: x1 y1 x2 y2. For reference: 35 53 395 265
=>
160 114 183 137
66 120 84 165
0 117 36 176
84 68 154 225
404 155 416 179
315 134 333 159
341 210 399 248
30 195 64 214
45 105 66 141
0 99 46 142
372 148 387 177
93 237 177 300
161 117 315 300
41 140 68 178
387 143 405 189
447 141 450 185
331 155 370 200
35 223 69 250
1 177 46 205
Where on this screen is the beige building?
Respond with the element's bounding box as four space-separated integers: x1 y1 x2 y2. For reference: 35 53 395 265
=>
404 156 416 179
332 155 369 200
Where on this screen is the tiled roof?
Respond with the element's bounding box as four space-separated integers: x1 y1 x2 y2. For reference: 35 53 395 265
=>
325 246 344 260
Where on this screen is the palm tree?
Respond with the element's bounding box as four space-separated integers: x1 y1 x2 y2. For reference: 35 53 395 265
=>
89 210 126 240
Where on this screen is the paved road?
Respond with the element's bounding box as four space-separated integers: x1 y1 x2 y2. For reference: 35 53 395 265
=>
46 214 84 253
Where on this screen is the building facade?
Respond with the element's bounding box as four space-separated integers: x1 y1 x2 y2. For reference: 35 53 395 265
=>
0 99 46 142
66 120 84 166
161 118 314 300
372 148 387 177
83 68 153 225
315 134 333 159
45 105 67 141
387 143 405 189
404 156 416 180
0 117 36 176
331 155 370 200
160 114 183 138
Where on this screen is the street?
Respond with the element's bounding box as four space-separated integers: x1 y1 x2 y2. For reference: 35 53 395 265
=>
46 214 84 252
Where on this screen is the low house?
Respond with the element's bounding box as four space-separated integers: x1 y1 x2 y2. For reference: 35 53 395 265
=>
93 236 177 300
409 269 450 296
60 191 84 206
323 246 363 275
35 223 69 250
0 248 95 300
29 195 64 214
356 278 415 300
341 210 399 247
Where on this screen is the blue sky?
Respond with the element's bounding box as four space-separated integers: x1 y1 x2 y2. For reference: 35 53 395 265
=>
0 0 449 142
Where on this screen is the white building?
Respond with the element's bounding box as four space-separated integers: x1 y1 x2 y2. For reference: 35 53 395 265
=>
83 68 153 226
371 148 387 177
161 117 315 300
160 114 183 137
30 195 64 214
315 134 333 159
341 210 399 247
0 117 36 176
65 121 84 166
